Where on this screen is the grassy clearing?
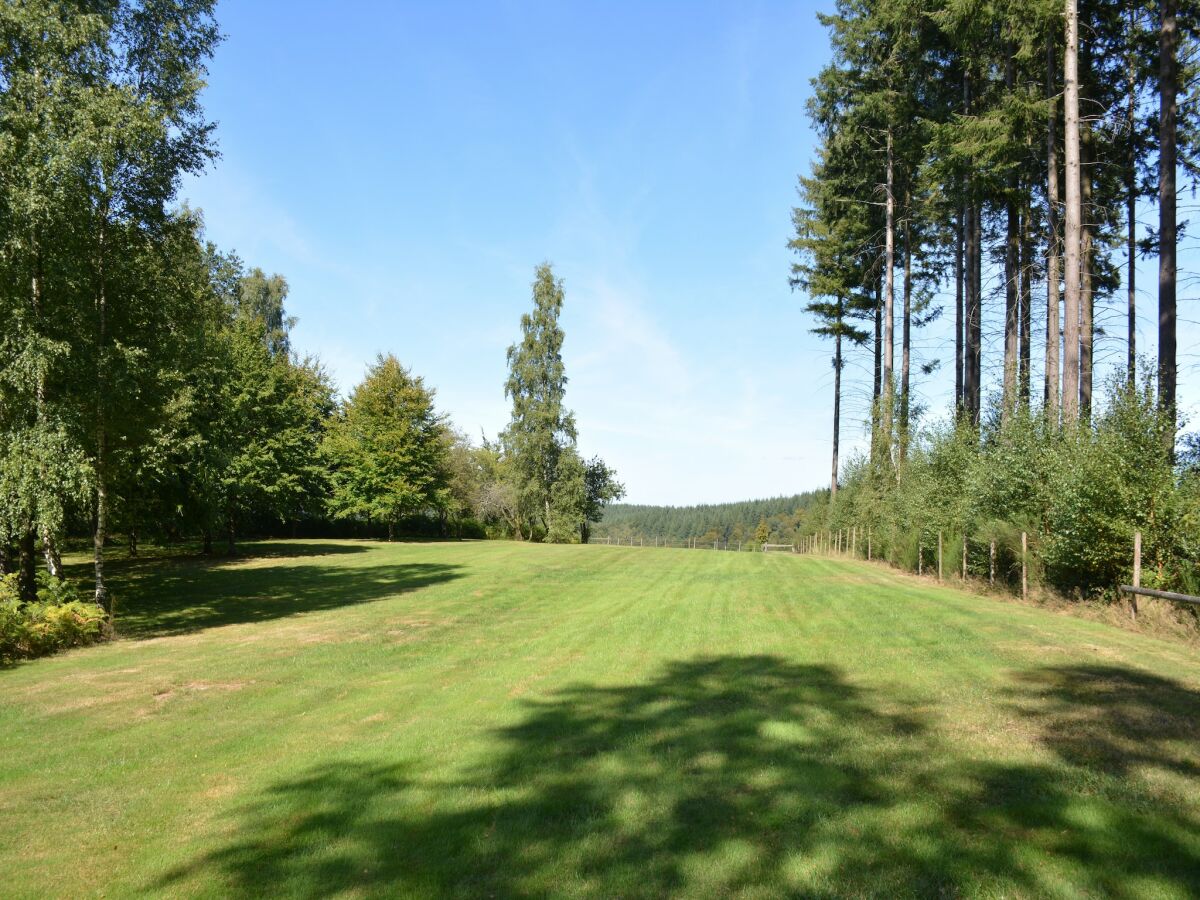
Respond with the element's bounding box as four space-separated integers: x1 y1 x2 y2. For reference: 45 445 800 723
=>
1 540 1198 898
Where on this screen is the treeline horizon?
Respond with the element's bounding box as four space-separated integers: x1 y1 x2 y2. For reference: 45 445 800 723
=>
594 492 826 545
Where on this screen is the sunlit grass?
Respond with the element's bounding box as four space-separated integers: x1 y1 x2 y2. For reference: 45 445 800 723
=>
1 540 1198 897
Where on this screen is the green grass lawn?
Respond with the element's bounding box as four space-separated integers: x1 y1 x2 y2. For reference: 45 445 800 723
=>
2 540 1199 898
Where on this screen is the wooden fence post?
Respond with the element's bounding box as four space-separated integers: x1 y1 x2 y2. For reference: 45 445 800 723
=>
1131 530 1141 620
938 531 943 582
1021 531 1028 599
990 540 995 585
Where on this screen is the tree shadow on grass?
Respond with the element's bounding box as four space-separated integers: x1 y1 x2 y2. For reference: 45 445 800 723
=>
154 656 1200 897
62 540 372 578
107 553 463 640
1006 663 1200 779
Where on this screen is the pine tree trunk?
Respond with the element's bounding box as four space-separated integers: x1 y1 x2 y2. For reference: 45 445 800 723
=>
1046 38 1062 423
1062 0 1082 424
1003 54 1020 421
1127 2 1138 384
900 210 911 463
965 200 976 423
957 74 968 417
1019 200 1032 405
1001 205 1018 416
831 327 842 497
1080 121 1094 420
967 203 982 426
873 278 882 402
1158 0 1177 447
871 278 882 465
883 127 896 453
955 203 964 415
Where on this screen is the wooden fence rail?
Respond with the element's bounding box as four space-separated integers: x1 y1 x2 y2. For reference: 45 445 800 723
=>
1119 585 1200 606
1119 530 1200 619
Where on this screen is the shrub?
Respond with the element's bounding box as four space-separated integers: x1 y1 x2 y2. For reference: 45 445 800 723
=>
0 574 106 663
1042 376 1177 594
804 368 1199 610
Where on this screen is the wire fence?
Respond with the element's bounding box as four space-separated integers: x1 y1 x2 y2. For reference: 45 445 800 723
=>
596 536 780 552
597 528 1200 622
596 527 1032 597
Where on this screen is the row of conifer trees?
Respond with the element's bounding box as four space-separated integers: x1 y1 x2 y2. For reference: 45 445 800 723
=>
793 0 1194 482
791 0 1199 600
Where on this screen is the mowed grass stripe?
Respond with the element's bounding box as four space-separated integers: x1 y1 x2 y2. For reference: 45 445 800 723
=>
1 540 1198 898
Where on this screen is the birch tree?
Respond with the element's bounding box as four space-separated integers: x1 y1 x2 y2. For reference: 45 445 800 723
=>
502 263 578 538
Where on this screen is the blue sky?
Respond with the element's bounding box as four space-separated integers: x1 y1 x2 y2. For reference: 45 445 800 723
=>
182 1 1198 506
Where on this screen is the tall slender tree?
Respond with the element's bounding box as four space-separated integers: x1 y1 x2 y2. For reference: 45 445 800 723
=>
503 263 578 538
792 165 871 495
1063 0 1083 424
1158 0 1178 450
1046 38 1062 423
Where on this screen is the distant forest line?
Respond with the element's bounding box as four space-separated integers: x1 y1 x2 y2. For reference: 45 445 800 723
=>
594 493 826 544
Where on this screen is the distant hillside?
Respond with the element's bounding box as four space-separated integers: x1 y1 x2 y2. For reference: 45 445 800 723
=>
594 491 826 543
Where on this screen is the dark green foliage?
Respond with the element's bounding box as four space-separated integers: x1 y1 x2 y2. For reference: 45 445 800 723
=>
323 355 448 540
